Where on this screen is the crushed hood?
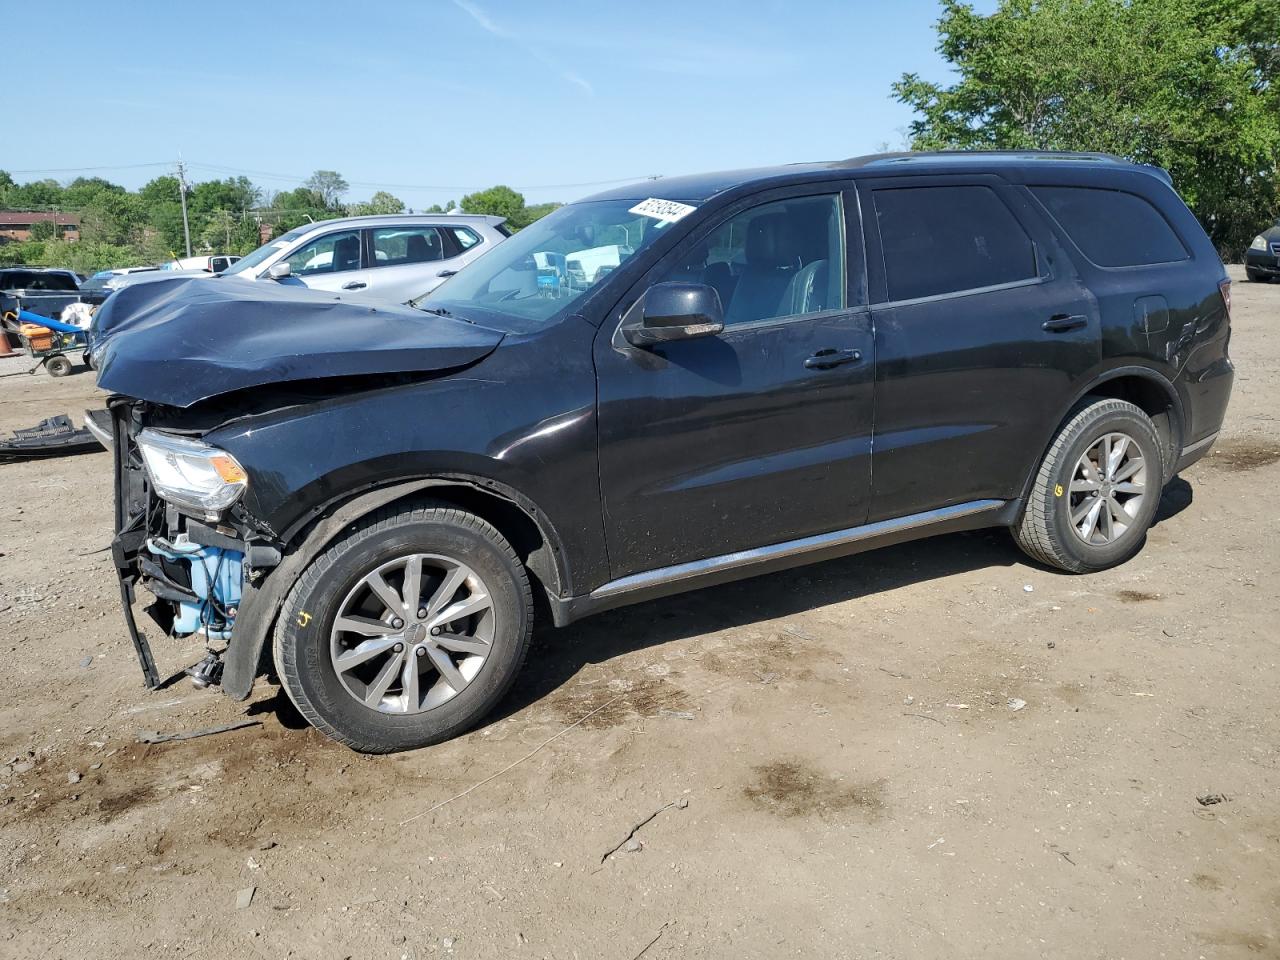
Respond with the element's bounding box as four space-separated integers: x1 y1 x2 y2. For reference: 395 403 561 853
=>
95 277 504 408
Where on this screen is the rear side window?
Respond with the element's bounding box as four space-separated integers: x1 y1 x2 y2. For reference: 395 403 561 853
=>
448 227 482 250
1032 186 1188 267
873 185 1037 301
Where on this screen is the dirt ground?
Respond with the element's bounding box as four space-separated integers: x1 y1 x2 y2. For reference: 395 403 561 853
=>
1 266 1277 960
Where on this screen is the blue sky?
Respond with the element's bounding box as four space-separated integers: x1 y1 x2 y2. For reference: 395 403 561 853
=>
3 0 994 209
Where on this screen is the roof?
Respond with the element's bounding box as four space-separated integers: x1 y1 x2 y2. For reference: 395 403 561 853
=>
0 211 81 225
583 151 1166 204
290 213 507 232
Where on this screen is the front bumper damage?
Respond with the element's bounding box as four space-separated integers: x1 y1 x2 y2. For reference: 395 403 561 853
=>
109 401 256 690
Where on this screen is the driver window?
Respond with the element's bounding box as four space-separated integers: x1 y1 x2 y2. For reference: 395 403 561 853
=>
284 230 362 276
657 195 845 325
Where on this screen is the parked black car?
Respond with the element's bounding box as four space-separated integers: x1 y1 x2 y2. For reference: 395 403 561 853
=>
95 151 1234 753
1245 218 1280 282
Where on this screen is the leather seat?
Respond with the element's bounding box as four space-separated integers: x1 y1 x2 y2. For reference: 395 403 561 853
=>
723 213 801 324
332 235 361 272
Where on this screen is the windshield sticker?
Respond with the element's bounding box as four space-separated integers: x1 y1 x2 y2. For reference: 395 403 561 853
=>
629 198 697 223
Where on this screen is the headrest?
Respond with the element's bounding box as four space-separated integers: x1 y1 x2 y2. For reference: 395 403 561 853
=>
745 213 796 268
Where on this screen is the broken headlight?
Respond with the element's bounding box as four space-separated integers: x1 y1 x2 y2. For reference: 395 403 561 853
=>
137 429 248 520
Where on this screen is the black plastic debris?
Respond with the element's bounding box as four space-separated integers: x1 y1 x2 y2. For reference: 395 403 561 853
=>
0 414 102 460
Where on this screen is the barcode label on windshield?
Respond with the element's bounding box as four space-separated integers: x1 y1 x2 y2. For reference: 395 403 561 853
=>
629 198 697 223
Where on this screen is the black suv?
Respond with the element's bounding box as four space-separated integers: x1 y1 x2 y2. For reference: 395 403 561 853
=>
96 152 1234 753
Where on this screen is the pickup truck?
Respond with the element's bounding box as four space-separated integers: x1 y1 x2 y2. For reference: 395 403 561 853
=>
0 267 83 349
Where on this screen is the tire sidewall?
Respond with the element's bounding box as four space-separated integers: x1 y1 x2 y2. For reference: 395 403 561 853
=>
1046 407 1163 570
279 514 529 751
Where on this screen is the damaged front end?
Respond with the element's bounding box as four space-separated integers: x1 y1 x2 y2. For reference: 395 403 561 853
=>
110 400 275 690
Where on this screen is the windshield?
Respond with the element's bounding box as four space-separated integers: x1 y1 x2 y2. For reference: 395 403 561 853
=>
419 199 684 330
223 228 308 276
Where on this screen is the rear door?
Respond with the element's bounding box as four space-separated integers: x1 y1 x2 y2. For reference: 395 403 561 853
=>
860 175 1100 522
594 185 876 578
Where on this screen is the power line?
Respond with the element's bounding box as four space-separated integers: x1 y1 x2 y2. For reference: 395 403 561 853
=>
5 159 659 193
4 161 173 175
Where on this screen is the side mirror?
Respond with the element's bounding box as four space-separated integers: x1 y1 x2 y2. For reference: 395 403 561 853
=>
623 282 724 348
267 262 292 281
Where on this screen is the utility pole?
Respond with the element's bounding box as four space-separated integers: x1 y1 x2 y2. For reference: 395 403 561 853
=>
176 156 192 258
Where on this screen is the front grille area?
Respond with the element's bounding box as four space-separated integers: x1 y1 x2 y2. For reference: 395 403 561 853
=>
1270 241 1280 257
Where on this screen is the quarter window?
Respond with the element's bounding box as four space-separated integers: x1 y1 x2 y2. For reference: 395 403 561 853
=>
284 229 362 276
657 194 846 326
371 226 445 266
448 227 482 250
873 185 1037 301
1032 186 1188 267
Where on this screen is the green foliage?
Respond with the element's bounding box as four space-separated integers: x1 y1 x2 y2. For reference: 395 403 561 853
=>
460 185 526 223
347 191 406 216
0 160 568 269
304 170 348 208
0 238 146 273
27 220 56 241
893 0 1280 255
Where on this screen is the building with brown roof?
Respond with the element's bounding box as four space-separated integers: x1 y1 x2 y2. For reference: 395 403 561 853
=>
0 212 81 242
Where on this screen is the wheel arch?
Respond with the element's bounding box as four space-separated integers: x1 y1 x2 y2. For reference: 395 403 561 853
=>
1018 365 1184 504
222 473 571 702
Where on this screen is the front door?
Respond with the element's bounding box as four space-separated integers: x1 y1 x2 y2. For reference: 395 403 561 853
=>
594 187 875 579
860 175 1101 522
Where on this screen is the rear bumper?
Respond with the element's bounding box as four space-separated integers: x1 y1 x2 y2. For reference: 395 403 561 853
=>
1175 430 1219 472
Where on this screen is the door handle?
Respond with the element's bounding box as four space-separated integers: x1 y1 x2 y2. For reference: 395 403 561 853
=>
804 348 862 370
341 281 367 290
437 270 457 279
1042 313 1088 333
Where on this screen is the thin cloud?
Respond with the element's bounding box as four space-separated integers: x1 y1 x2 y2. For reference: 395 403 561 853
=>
450 0 593 95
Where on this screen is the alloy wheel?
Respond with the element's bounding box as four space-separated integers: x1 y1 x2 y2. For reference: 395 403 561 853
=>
329 553 496 714
1067 432 1148 546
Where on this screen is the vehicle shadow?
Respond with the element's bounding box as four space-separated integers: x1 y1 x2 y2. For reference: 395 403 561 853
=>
490 477 1196 723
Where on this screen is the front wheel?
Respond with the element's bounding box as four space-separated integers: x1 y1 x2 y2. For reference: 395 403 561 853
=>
274 503 533 753
45 355 73 377
1245 267 1263 282
1014 398 1164 573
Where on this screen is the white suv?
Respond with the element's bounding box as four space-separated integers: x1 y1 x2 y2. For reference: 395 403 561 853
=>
222 214 510 302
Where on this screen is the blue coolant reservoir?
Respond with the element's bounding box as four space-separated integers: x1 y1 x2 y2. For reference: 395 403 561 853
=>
145 535 244 639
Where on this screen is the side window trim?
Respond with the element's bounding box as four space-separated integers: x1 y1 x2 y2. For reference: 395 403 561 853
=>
609 182 867 342
859 175 1049 306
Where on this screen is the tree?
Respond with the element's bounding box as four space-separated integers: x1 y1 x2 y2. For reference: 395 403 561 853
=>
893 0 1280 254
28 220 56 241
459 185 525 223
347 191 405 216
305 170 348 209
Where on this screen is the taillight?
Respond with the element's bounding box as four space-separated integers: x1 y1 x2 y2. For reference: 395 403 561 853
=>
1219 278 1232 319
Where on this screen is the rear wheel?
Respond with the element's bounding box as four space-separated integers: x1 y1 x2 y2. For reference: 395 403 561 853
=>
45 355 73 377
274 503 533 753
1014 398 1163 573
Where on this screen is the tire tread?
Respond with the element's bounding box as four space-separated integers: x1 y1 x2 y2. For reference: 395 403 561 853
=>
273 501 533 753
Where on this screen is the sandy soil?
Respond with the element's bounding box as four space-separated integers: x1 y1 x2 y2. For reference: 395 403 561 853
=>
1 267 1277 960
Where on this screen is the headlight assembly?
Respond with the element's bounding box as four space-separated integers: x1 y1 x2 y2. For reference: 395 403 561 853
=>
1250 235 1268 251
137 429 248 519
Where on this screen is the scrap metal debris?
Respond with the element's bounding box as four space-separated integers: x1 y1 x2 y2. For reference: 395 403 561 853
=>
0 414 101 460
1196 792 1229 806
137 719 261 744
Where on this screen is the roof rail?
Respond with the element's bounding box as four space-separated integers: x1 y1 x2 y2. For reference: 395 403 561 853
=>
843 149 1130 166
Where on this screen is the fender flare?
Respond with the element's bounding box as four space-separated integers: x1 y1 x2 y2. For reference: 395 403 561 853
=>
221 475 570 701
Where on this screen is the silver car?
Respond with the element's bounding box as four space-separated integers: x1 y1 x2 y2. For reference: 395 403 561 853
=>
222 214 509 301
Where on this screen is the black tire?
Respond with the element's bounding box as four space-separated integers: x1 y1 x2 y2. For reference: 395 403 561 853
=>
1014 398 1164 573
274 502 533 753
1245 267 1263 282
45 355 73 377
